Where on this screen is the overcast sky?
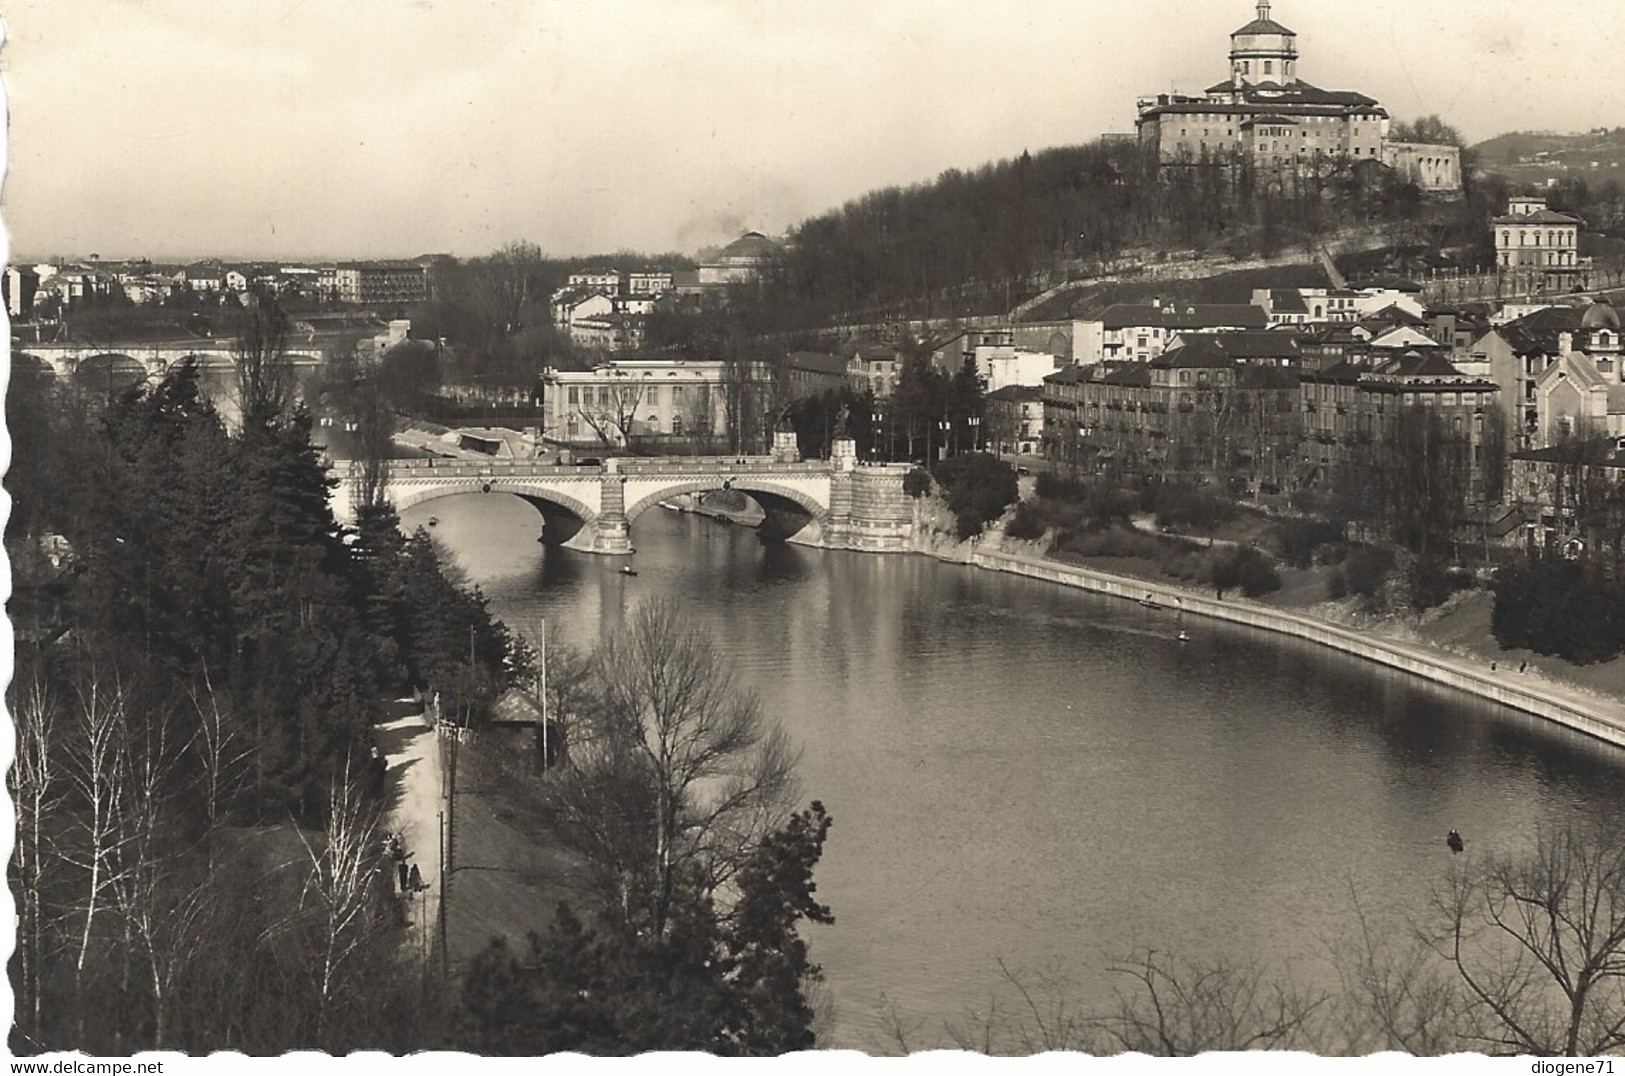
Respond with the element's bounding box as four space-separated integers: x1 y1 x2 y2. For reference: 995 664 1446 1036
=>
2 0 1619 263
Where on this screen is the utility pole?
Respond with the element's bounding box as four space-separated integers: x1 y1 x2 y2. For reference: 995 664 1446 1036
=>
438 808 448 981
540 620 549 771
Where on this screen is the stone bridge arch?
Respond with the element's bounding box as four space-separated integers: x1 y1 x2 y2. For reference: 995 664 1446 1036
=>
623 477 828 543
389 479 601 546
73 353 147 390
13 353 56 381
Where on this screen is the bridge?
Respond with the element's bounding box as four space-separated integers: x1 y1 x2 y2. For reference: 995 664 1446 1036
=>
330 442 916 555
17 342 327 384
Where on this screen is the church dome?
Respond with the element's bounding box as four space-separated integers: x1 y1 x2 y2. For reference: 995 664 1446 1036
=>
1582 300 1620 331
1229 2 1299 84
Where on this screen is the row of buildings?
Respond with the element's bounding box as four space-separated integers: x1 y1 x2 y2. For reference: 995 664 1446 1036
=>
549 232 783 351
1042 281 1622 515
3 257 436 316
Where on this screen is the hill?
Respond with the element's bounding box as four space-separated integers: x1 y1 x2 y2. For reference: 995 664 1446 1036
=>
1471 128 1625 184
756 139 1478 331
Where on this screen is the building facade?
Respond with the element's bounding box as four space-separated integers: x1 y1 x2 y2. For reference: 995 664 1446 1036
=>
540 359 732 447
1134 2 1461 191
335 261 429 305
1076 301 1269 364
1491 197 1586 291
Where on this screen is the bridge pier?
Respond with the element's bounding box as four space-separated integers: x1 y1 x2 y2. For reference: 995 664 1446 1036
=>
591 472 633 554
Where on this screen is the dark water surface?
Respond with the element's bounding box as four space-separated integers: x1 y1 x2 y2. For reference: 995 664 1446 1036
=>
405 492 1625 1050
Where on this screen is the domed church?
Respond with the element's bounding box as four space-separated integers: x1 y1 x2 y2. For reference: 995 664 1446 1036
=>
1134 3 1461 191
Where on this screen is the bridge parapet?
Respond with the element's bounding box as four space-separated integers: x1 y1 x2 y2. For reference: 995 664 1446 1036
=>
615 457 830 475
368 459 591 479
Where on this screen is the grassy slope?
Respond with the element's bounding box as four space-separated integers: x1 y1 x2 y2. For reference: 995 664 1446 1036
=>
445 735 585 970
1255 560 1625 702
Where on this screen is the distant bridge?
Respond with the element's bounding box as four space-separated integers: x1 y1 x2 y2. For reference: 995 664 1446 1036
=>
17 342 327 384
330 450 916 555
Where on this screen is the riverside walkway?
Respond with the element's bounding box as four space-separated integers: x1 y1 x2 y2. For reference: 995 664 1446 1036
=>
376 701 444 965
972 547 1625 750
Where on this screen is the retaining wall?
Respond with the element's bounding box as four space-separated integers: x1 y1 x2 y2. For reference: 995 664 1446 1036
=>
971 549 1625 750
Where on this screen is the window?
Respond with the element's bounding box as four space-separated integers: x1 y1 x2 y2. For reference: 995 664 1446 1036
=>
672 413 683 436
1264 61 1273 75
567 386 579 405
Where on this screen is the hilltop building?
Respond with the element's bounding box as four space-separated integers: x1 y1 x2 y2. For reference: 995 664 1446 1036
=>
1135 2 1461 192
696 231 782 287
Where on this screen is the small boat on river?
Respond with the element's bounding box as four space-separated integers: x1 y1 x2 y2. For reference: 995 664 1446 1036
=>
618 564 638 577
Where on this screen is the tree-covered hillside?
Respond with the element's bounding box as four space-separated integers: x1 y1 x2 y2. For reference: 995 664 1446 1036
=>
758 136 1482 329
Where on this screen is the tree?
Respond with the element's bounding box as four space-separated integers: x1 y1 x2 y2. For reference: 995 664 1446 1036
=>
929 950 1325 1056
8 670 65 1042
232 292 297 428
285 759 387 1049
717 801 835 1054
1090 949 1324 1055
892 355 947 462
932 453 1019 538
547 598 798 939
574 377 646 449
1428 821 1625 1056
1390 115 1465 148
457 803 836 1056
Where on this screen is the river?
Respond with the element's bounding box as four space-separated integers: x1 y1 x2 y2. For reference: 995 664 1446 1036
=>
405 491 1625 1051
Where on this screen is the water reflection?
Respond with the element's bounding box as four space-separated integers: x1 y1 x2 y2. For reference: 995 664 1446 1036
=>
413 493 1625 1049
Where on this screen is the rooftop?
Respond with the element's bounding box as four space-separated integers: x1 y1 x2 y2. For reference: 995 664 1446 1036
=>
1101 302 1269 331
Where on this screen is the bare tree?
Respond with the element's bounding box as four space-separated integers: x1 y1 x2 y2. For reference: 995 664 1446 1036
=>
63 669 131 1025
8 674 66 1040
189 669 253 841
351 378 396 511
574 378 646 449
548 598 798 938
1090 948 1325 1055
1427 821 1625 1056
108 698 212 1050
682 381 716 453
931 950 1323 1056
1330 883 1464 1055
289 757 386 1048
232 291 296 427
945 959 1093 1054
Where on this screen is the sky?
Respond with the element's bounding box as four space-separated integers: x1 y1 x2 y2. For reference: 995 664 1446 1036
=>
1 0 1620 263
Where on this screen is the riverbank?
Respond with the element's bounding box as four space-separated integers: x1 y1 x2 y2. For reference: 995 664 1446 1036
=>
958 544 1625 750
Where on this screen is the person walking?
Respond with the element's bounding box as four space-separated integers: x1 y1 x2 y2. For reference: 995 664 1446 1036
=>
408 863 424 893
397 857 410 896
